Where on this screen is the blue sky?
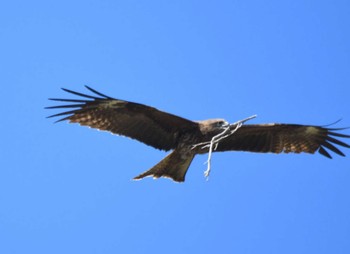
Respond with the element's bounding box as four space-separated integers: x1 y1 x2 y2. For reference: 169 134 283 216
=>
1 1 350 253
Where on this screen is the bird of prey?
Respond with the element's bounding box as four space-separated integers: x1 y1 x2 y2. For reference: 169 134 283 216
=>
46 86 350 182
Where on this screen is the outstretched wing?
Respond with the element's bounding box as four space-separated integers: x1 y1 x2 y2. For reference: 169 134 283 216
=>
215 124 350 158
46 86 199 151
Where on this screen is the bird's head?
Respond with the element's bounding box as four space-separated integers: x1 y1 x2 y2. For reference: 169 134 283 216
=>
211 119 230 128
198 118 230 134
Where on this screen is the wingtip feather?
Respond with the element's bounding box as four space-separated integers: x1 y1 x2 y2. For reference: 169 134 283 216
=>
84 86 113 99
318 146 332 159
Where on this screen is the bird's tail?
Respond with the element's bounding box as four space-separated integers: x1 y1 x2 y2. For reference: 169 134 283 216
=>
133 149 195 182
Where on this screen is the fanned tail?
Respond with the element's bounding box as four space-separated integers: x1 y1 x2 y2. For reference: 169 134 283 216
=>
133 149 195 182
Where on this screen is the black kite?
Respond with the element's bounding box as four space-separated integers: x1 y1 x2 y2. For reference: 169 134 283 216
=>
46 86 350 182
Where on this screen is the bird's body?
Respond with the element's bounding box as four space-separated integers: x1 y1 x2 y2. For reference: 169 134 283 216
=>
47 86 350 182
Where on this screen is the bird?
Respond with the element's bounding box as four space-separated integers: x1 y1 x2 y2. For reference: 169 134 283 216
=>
46 86 350 182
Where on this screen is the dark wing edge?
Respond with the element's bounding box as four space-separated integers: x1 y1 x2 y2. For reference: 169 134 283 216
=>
215 124 350 159
46 86 114 122
317 127 350 158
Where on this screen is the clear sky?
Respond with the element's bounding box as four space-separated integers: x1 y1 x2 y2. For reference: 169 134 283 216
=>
1 1 350 253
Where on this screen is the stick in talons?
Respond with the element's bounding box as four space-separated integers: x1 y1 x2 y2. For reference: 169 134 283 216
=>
192 115 257 180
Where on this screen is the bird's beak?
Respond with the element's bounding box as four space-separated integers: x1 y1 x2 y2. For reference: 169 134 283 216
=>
222 121 230 128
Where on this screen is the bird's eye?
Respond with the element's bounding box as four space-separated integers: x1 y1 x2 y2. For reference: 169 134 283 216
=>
216 121 227 127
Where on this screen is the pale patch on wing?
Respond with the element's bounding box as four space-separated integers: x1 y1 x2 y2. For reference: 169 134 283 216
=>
103 100 127 109
305 126 319 135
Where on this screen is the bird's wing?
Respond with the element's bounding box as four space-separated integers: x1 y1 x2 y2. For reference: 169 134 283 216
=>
215 123 350 158
46 86 199 151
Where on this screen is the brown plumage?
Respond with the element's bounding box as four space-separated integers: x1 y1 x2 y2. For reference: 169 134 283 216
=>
46 86 350 182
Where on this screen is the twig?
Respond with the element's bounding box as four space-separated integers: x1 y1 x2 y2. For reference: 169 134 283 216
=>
192 115 257 180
